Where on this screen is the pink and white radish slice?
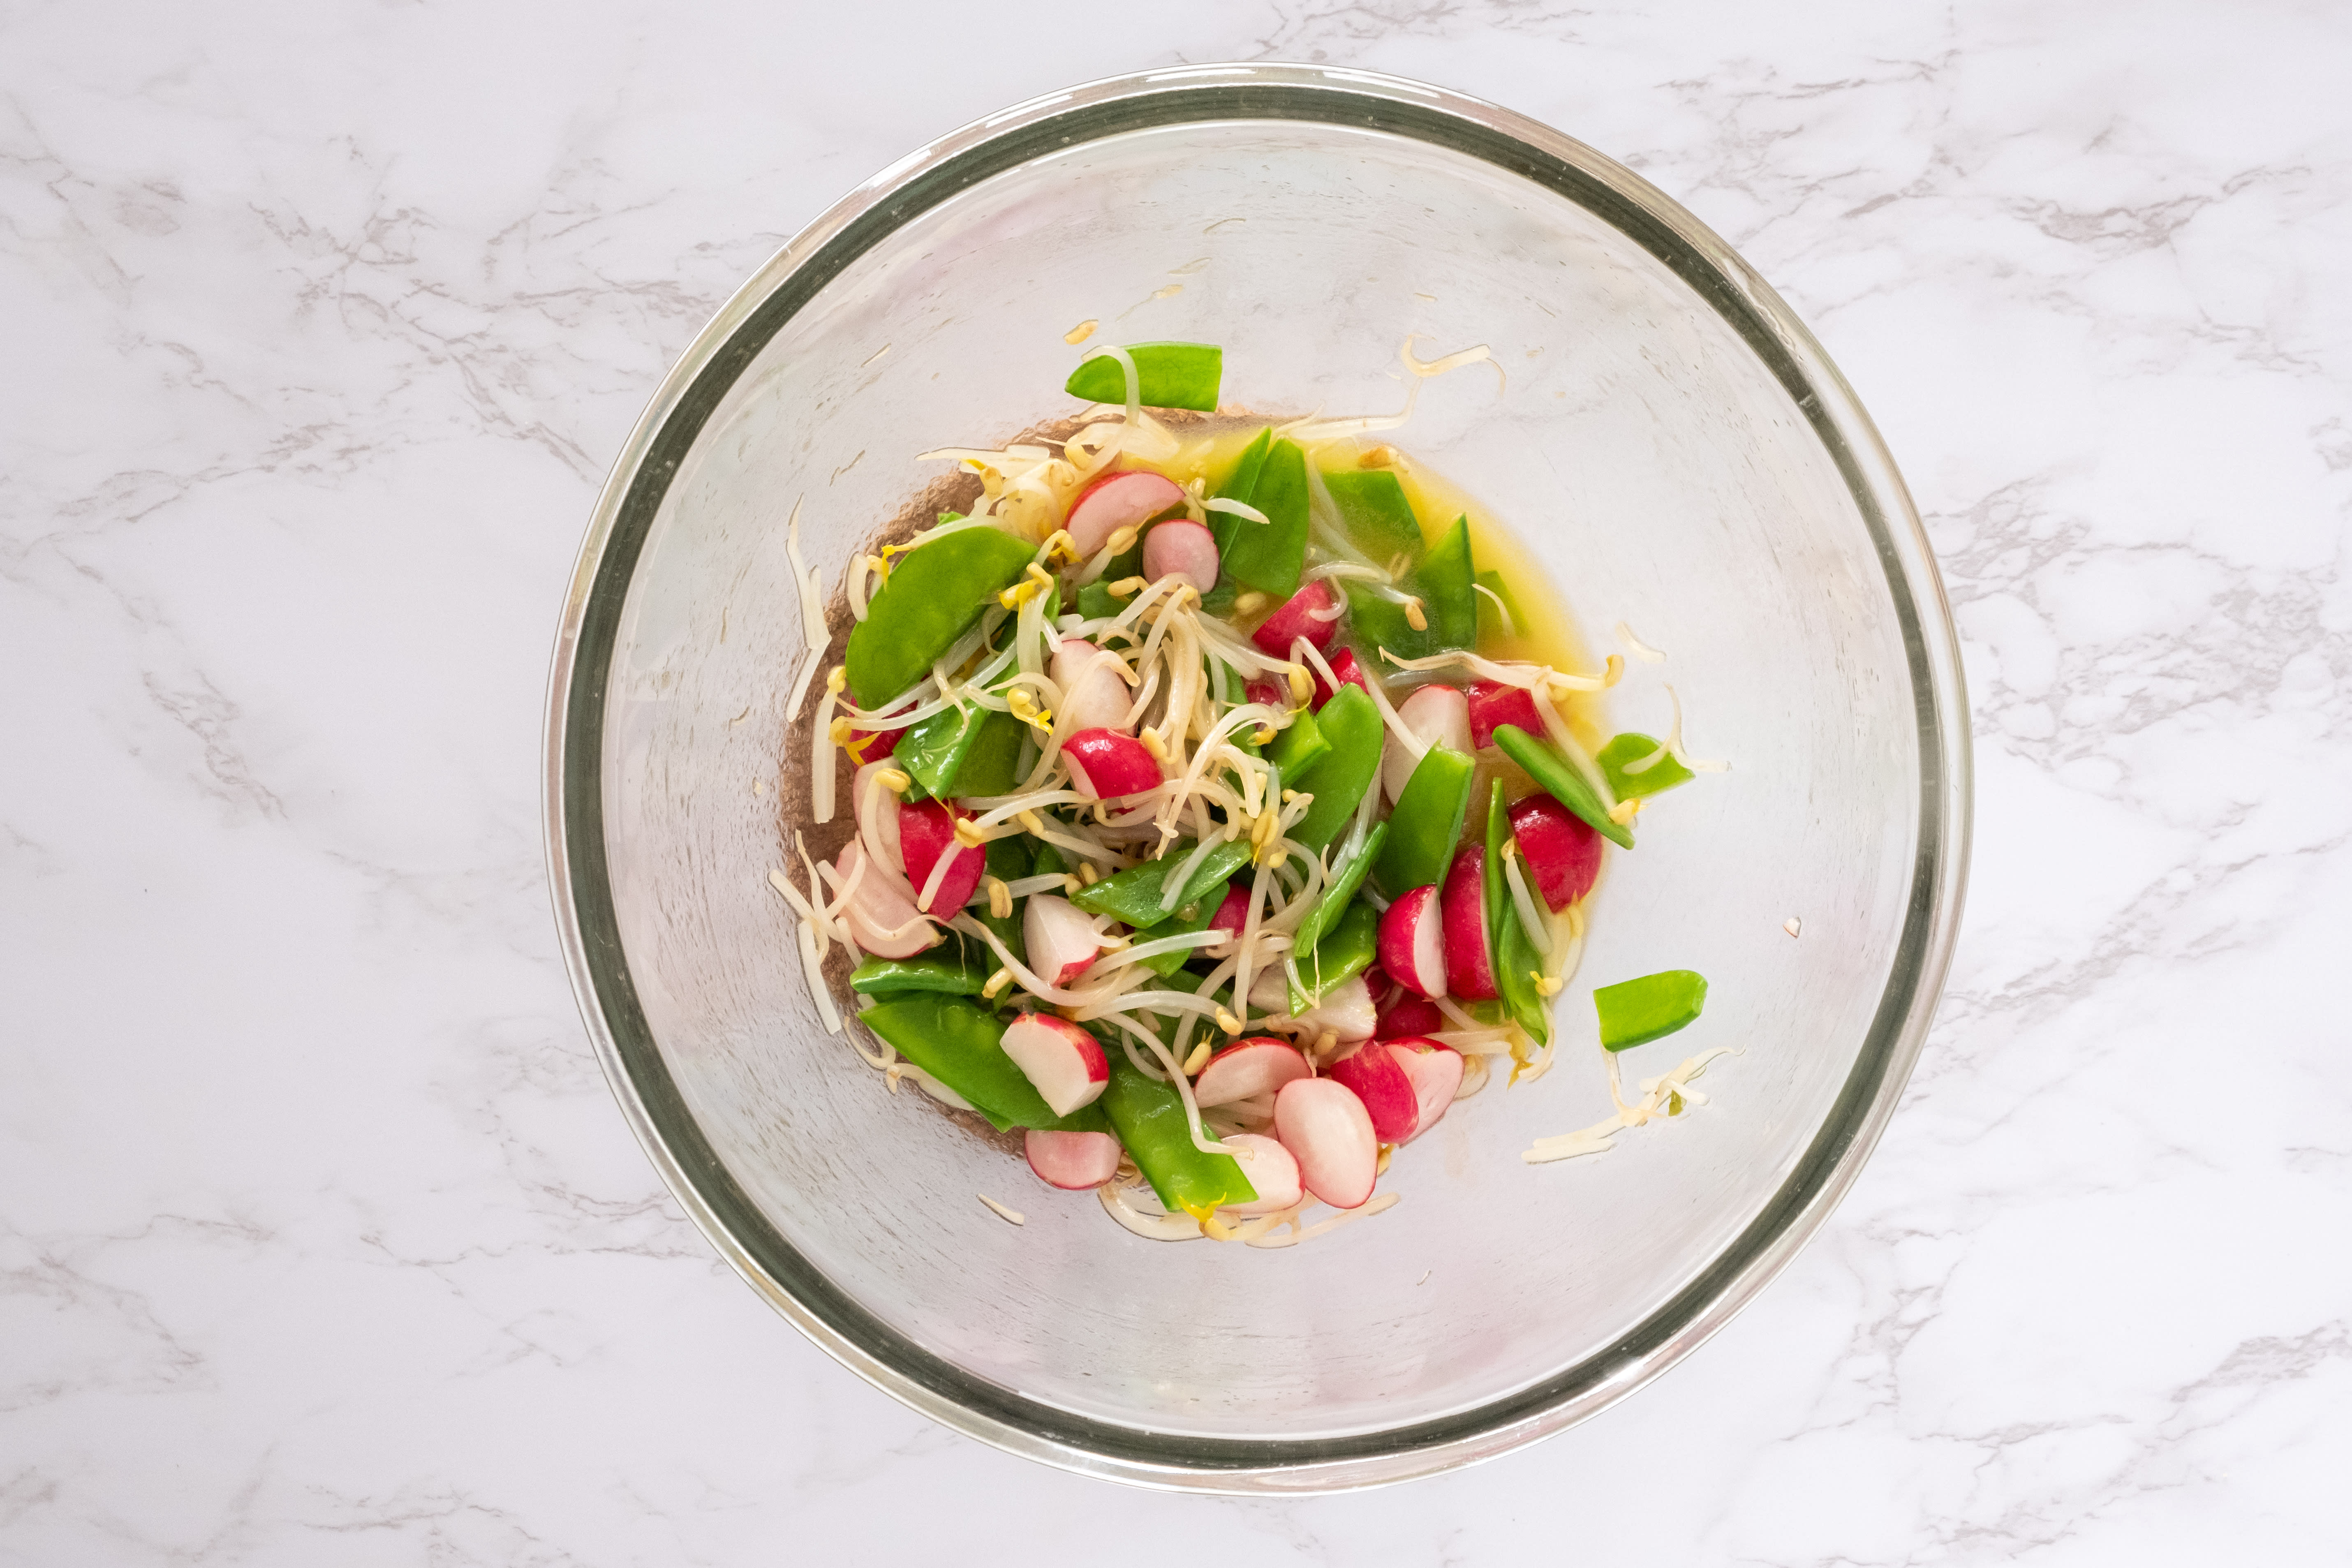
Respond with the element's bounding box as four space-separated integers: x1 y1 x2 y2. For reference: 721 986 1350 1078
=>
897 797 986 915
1376 884 1447 999
1324 1041 1420 1143
1274 1078 1378 1210
1025 1128 1122 1190
1063 469 1184 555
831 840 934 959
1385 1039 1465 1140
852 757 907 878
1508 792 1604 910
1000 1013 1109 1117
1193 1037 1311 1108
1246 969 1377 1043
1142 519 1219 595
1062 728 1163 800
1050 639 1133 735
1381 683 1472 803
1440 846 1499 1000
1214 1133 1302 1217
1022 892 1103 987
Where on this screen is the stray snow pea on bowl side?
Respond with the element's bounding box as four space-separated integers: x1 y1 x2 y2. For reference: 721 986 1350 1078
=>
1593 969 1709 1052
1063 341 1224 412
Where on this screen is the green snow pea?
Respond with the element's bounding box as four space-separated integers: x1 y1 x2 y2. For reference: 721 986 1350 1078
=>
1322 467 1425 567
1133 879 1235 979
976 837 1031 967
1598 731 1696 802
859 993 1110 1132
1492 723 1635 850
1030 842 1068 879
1288 897 1379 1014
1064 341 1224 412
1207 426 1274 558
1475 568 1524 641
1071 837 1253 928
1076 581 1123 620
1101 1045 1256 1218
1415 515 1478 653
1265 704 1331 784
844 527 1035 708
895 689 1018 801
848 948 992 998
1484 781 1550 1046
953 710 1027 797
1343 577 1432 664
1374 745 1475 895
1286 686 1383 851
1221 437 1309 598
1290 821 1389 959
1594 969 1709 1052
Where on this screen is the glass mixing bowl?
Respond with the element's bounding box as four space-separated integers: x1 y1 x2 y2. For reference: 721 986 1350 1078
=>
544 65 1969 1492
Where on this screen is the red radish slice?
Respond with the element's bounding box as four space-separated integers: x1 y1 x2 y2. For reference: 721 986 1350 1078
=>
1025 1128 1123 1190
1064 469 1185 555
1377 884 1447 999
1051 638 1133 734
1382 684 1472 803
1250 579 1343 657
853 758 907 877
833 841 934 959
1464 680 1545 750
1508 792 1605 910
1194 1037 1310 1108
1244 677 1286 710
1001 1013 1110 1116
1274 1078 1378 1209
1326 1040 1420 1142
1314 647 1375 713
1385 1040 1465 1140
1142 519 1220 594
1440 846 1499 999
1246 970 1377 1042
1022 893 1102 987
897 798 985 915
1063 728 1162 800
1206 884 1250 945
1376 995 1446 1040
1216 1133 1302 1217
846 726 900 761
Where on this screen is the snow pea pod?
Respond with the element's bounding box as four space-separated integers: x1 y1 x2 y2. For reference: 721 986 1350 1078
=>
1598 731 1695 801
1374 745 1475 895
844 527 1034 708
848 948 991 998
1288 897 1379 1013
1221 437 1309 598
1286 686 1383 851
1415 515 1478 652
895 686 1022 800
1070 837 1253 927
860 993 1110 1132
1343 577 1430 663
1265 703 1330 784
1134 881 1233 979
1474 568 1523 641
1595 969 1709 1051
1207 426 1274 558
1492 723 1635 849
1289 821 1389 959
1100 1045 1256 1218
1064 341 1224 412
1322 467 1425 567
1484 781 1550 1046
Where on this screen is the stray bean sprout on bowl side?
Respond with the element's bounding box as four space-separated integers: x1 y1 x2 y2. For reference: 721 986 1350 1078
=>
768 337 1735 1246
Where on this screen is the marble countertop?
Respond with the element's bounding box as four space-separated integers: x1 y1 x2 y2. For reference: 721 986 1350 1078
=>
7 2 2347 1561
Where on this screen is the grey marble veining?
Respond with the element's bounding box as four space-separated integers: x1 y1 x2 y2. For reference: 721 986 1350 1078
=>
4 2 2347 1561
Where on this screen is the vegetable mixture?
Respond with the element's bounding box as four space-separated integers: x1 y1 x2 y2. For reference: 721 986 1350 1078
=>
766 338 1730 1246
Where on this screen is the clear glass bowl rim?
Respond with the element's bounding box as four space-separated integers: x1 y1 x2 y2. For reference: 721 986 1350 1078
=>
541 62 1973 1494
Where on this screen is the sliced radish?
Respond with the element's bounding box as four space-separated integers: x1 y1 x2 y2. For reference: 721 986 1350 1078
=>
1250 579 1343 657
1376 995 1446 1040
1325 1041 1420 1143
1194 1037 1311 1108
1464 680 1545 751
1376 884 1447 999
1022 893 1103 987
1315 647 1376 712
1247 969 1377 1042
1206 884 1250 945
847 726 900 761
1382 684 1472 803
1509 792 1605 910
853 758 907 877
1001 1013 1109 1116
1025 1127 1123 1190
897 798 986 915
1274 1078 1378 1210
1063 728 1162 800
1244 677 1286 711
1064 469 1184 555
833 840 934 959
1440 846 1498 1000
1051 638 1133 734
1216 1133 1302 1217
1386 1040 1464 1140
1142 518 1219 594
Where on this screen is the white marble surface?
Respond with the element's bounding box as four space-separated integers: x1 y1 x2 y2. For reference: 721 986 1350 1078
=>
5 1 2348 1560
